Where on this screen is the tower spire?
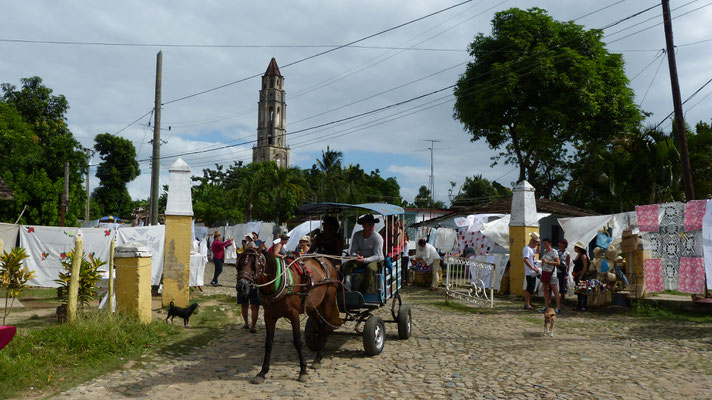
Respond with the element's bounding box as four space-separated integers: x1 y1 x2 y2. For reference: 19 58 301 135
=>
253 58 290 168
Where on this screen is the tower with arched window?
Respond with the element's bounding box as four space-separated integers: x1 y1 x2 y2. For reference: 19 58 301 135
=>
252 58 290 168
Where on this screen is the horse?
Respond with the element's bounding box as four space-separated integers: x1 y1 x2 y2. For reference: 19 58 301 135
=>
236 248 342 384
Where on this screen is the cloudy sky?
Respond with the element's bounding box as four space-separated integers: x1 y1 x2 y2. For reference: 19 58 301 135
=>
3 0 712 205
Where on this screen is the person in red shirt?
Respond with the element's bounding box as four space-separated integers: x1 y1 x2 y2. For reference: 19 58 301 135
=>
210 230 233 287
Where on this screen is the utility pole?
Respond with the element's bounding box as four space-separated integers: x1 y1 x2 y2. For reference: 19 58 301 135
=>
150 51 163 225
661 0 694 200
61 162 69 226
423 139 441 217
84 147 93 221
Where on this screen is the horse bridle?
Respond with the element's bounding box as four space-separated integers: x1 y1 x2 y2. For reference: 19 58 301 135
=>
237 249 267 285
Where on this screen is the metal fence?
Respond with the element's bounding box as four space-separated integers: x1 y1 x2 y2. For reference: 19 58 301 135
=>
444 256 495 308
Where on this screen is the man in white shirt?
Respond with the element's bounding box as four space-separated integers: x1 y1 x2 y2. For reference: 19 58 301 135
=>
342 214 384 293
415 238 441 291
522 232 541 310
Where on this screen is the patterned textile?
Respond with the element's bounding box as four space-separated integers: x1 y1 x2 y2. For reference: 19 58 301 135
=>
644 259 664 293
456 227 492 256
641 202 705 293
684 200 707 231
636 204 660 232
679 258 705 293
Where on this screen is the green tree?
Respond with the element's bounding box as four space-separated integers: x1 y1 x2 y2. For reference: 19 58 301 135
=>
315 146 343 174
91 133 140 219
453 8 642 198
192 163 243 226
451 174 512 207
685 121 712 199
412 185 445 209
0 77 87 225
562 126 682 213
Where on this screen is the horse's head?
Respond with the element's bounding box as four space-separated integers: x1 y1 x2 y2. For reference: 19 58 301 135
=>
235 248 267 298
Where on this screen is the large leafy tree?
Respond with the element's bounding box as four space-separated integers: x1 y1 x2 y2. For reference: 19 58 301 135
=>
451 174 512 207
0 77 87 225
562 127 682 213
453 8 642 197
412 185 445 209
192 163 243 226
91 133 140 219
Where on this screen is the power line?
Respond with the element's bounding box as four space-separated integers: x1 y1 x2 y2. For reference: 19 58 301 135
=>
0 38 466 52
161 0 475 105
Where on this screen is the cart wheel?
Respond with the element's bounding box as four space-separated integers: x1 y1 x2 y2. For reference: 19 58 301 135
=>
304 316 319 352
397 305 412 339
363 316 385 356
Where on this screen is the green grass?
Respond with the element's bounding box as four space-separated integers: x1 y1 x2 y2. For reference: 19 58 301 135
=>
0 312 181 399
629 301 712 323
0 291 242 398
431 300 495 314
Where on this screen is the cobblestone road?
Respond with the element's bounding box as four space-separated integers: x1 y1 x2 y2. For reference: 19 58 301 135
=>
54 262 712 399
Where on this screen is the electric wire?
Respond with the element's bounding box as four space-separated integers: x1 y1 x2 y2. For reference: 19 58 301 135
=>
161 0 475 106
638 54 666 107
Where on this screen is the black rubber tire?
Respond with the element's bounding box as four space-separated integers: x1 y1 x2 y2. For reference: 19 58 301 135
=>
304 316 319 352
397 305 412 339
363 316 385 356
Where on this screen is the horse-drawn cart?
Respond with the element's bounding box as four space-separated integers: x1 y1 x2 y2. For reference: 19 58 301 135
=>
236 202 412 384
297 202 412 356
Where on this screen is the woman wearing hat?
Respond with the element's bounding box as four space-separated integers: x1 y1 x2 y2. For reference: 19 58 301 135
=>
297 236 310 256
572 241 590 311
210 230 234 287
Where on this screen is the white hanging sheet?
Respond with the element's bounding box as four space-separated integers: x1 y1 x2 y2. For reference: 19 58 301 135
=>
116 225 166 286
435 227 457 253
190 252 207 286
558 215 614 256
480 213 551 251
260 222 276 245
20 226 116 287
285 220 322 251
0 222 19 254
702 200 712 288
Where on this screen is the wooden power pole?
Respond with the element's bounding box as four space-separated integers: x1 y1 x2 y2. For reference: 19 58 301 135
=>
661 0 695 200
61 162 69 226
150 51 163 225
84 147 93 221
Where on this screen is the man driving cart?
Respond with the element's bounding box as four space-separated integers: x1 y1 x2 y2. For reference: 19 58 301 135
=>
341 214 384 293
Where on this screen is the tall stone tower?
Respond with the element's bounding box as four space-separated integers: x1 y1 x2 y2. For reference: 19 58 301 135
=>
252 58 289 168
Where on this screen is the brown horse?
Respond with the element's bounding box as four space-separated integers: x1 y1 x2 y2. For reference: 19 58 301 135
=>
236 248 341 384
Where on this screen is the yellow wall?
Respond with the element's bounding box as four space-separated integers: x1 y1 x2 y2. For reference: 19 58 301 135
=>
509 226 539 296
115 255 152 324
162 215 192 307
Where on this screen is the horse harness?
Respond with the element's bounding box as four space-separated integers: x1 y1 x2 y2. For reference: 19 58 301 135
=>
240 250 338 309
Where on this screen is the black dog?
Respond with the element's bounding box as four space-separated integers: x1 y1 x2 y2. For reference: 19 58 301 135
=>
166 301 199 327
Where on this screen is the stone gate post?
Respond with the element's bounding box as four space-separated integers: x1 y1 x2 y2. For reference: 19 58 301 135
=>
162 158 193 307
509 180 539 296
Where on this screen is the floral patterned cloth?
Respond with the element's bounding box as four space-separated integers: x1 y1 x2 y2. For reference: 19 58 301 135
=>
644 259 664 293
456 227 492 256
636 204 660 232
641 202 705 293
679 258 705 293
684 200 707 231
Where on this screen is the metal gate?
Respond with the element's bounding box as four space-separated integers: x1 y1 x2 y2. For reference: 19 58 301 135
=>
444 256 495 308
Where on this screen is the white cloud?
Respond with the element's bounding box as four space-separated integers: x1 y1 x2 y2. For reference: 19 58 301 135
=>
3 0 711 207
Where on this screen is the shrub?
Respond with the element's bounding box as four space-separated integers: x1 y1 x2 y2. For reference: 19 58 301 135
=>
54 250 105 309
0 247 35 325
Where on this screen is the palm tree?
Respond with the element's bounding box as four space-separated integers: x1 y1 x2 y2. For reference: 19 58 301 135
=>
316 146 343 174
